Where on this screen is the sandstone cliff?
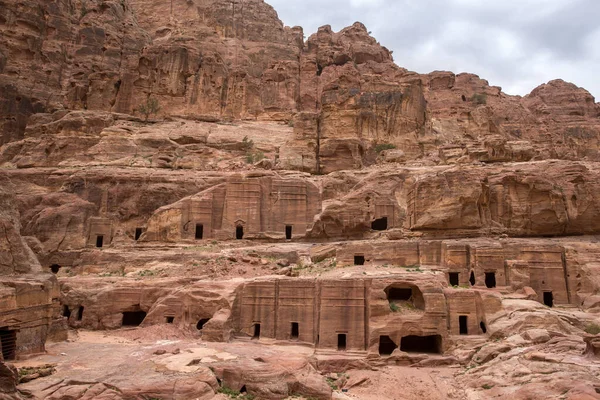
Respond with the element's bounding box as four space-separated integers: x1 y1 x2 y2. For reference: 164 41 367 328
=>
2 1 600 400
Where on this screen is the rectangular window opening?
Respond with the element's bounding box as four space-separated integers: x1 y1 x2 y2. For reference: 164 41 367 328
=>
0 329 17 361
96 235 104 248
337 333 347 351
543 291 554 307
354 255 365 266
252 323 261 339
166 316 175 324
195 224 204 240
485 272 496 288
291 322 299 340
459 315 468 335
449 272 460 287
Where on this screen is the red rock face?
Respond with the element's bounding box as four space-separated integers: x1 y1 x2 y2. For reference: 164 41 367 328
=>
2 2 600 399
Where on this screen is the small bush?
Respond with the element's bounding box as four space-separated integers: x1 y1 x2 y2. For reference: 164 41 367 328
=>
585 323 600 335
374 143 396 153
481 384 493 390
389 303 400 312
326 377 338 390
241 136 254 151
471 93 487 105
137 97 160 121
245 151 265 164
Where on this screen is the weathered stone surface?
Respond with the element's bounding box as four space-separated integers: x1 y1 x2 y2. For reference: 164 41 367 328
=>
1 0 600 398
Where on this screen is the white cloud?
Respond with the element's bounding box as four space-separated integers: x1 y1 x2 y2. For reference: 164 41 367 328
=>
267 0 600 100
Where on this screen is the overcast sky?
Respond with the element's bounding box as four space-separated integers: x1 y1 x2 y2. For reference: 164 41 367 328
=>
268 0 600 100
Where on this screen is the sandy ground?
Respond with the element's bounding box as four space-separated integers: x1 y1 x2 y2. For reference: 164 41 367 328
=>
14 327 464 400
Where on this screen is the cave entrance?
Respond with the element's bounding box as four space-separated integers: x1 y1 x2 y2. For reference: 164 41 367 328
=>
371 217 388 231
96 235 104 248
291 322 299 340
337 334 347 351
378 335 397 356
543 291 554 307
236 225 244 240
122 310 147 327
354 255 365 266
459 315 468 335
449 272 459 287
166 316 175 324
469 270 476 286
387 287 412 301
285 225 293 240
135 228 143 241
195 224 203 240
50 264 61 274
77 306 84 321
62 305 71 318
252 323 261 339
0 329 17 361
485 272 496 288
480 321 487 334
400 335 442 354
197 318 210 330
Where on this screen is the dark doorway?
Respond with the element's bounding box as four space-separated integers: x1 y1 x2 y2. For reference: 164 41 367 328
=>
0 329 17 361
166 316 174 324
337 334 347 351
50 264 61 274
469 270 476 286
291 322 299 340
400 335 441 354
195 224 203 240
77 306 84 321
354 255 365 265
62 305 71 318
135 228 143 241
122 311 146 326
449 272 459 286
285 225 293 240
371 217 388 231
387 287 412 301
96 235 104 248
378 335 397 356
252 323 261 339
459 316 468 335
197 318 210 330
543 291 554 307
461 95 467 102
480 321 487 334
236 225 244 240
240 385 247 394
485 272 496 288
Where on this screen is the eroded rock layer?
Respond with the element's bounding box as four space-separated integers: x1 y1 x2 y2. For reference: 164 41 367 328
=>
1 0 600 399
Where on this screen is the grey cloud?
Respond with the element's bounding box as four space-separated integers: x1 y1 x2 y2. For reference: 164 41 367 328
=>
267 0 600 99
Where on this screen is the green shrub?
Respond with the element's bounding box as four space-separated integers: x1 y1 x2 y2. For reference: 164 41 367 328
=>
585 323 600 335
374 143 396 153
241 136 254 151
137 97 160 121
471 93 487 105
389 303 400 312
245 151 265 164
